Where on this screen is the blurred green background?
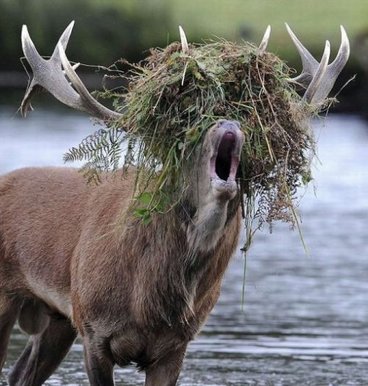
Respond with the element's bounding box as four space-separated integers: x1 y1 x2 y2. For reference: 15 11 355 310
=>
1 0 368 113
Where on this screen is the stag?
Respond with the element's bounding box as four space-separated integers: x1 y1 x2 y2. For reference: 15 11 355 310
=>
0 23 349 385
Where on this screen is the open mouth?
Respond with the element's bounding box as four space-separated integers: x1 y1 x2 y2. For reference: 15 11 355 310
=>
210 131 240 183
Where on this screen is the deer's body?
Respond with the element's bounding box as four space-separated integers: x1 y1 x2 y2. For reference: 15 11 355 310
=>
0 168 89 317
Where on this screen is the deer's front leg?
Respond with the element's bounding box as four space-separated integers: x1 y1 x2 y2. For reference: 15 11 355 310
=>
83 336 115 386
145 345 187 386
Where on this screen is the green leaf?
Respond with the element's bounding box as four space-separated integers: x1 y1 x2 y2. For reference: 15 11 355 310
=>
136 192 153 206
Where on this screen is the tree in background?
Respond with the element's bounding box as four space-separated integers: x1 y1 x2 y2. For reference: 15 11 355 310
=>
0 0 173 71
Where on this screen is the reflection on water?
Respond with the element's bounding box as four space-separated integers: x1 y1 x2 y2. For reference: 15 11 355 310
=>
1 108 368 385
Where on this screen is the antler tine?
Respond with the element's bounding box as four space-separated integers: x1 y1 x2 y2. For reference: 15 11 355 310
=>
330 26 350 72
285 23 318 86
286 23 350 105
303 40 330 103
51 20 75 58
20 22 123 122
310 25 350 104
58 43 122 120
21 25 43 69
179 25 189 53
21 25 47 116
258 25 271 55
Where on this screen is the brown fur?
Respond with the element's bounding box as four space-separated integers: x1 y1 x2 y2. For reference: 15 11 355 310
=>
0 121 243 385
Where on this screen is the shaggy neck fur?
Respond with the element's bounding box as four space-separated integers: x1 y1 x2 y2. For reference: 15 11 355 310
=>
126 192 241 336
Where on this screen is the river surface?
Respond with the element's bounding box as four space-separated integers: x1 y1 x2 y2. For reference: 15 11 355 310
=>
0 108 368 385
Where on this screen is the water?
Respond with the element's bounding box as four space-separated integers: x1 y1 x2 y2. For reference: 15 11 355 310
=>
0 108 368 385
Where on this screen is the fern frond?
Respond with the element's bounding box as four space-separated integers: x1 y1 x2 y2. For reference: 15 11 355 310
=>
64 126 125 172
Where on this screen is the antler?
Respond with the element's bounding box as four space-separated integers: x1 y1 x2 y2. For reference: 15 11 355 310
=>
258 25 271 55
21 21 122 121
286 24 350 104
179 25 189 53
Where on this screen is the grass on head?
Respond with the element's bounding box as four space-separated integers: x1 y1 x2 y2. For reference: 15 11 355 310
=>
66 38 317 247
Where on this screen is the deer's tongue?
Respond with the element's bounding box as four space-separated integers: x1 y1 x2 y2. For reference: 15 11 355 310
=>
217 131 236 160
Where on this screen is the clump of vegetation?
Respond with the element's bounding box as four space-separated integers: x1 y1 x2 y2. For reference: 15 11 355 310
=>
66 39 316 242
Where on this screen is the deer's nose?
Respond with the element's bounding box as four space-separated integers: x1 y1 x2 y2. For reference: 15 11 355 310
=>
217 120 241 132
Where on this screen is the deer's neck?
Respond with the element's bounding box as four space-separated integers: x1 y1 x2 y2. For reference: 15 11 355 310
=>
128 197 241 335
